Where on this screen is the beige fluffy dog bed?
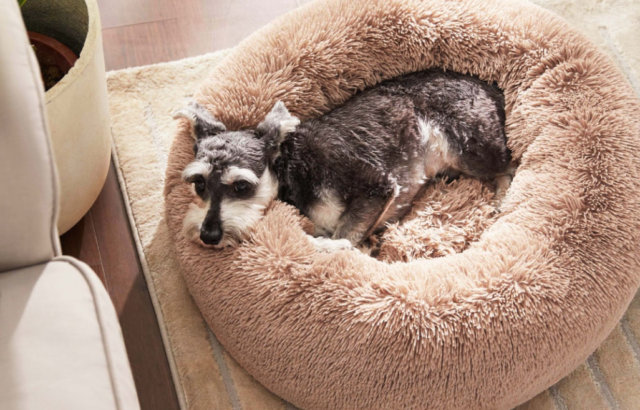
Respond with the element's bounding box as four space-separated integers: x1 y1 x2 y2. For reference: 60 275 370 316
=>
164 0 640 408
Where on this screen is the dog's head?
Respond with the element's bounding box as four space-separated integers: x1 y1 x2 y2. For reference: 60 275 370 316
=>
175 101 299 248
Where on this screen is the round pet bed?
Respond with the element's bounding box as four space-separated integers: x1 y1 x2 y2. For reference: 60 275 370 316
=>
164 0 640 408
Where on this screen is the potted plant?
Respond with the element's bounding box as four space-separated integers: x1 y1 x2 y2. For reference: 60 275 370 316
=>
20 0 111 234
19 0 79 91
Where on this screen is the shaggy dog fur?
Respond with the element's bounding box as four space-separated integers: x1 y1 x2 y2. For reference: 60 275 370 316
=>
177 69 511 250
164 0 640 409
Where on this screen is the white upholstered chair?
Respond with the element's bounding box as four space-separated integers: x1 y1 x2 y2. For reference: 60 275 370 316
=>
0 1 140 409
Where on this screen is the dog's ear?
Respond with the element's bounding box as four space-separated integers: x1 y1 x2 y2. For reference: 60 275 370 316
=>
173 101 226 141
256 101 300 160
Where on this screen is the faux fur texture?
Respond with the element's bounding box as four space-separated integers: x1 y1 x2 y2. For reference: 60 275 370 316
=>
378 178 500 263
163 0 640 409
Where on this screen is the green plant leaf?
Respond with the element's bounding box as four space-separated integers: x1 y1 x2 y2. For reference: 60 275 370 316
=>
18 0 27 7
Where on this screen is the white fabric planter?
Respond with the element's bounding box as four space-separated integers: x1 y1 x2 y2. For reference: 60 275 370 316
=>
22 0 111 234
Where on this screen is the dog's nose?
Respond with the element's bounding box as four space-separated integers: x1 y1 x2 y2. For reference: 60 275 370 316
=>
200 227 222 245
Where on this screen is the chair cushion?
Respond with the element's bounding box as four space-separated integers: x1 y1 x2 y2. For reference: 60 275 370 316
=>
0 257 139 410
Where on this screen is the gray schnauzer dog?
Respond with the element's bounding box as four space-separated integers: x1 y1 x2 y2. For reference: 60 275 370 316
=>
176 70 512 252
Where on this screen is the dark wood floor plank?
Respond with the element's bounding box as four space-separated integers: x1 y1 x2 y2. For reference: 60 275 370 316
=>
89 162 180 410
100 0 298 70
60 211 107 286
97 0 177 29
175 0 298 55
102 19 188 71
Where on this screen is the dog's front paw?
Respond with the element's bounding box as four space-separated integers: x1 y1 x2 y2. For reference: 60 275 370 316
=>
307 235 355 253
494 173 513 204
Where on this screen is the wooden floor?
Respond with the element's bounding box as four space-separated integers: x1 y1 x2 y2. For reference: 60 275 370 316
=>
59 1 311 409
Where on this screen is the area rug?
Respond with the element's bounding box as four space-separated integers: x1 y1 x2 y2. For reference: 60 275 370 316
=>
107 1 640 409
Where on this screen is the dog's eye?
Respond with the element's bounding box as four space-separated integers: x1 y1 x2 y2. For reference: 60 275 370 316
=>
234 180 249 193
194 178 205 195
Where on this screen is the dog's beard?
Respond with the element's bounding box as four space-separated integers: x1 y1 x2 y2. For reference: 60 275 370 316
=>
182 169 278 248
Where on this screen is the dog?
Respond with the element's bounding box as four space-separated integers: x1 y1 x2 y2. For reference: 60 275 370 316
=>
175 70 512 252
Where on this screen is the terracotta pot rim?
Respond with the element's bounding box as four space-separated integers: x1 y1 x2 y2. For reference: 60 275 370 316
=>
27 30 78 68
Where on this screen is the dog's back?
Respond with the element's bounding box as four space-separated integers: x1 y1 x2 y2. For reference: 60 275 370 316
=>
275 70 511 243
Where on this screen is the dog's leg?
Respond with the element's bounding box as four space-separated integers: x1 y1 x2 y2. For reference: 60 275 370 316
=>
333 201 384 245
494 165 516 203
332 177 399 246
332 197 395 246
307 235 354 253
